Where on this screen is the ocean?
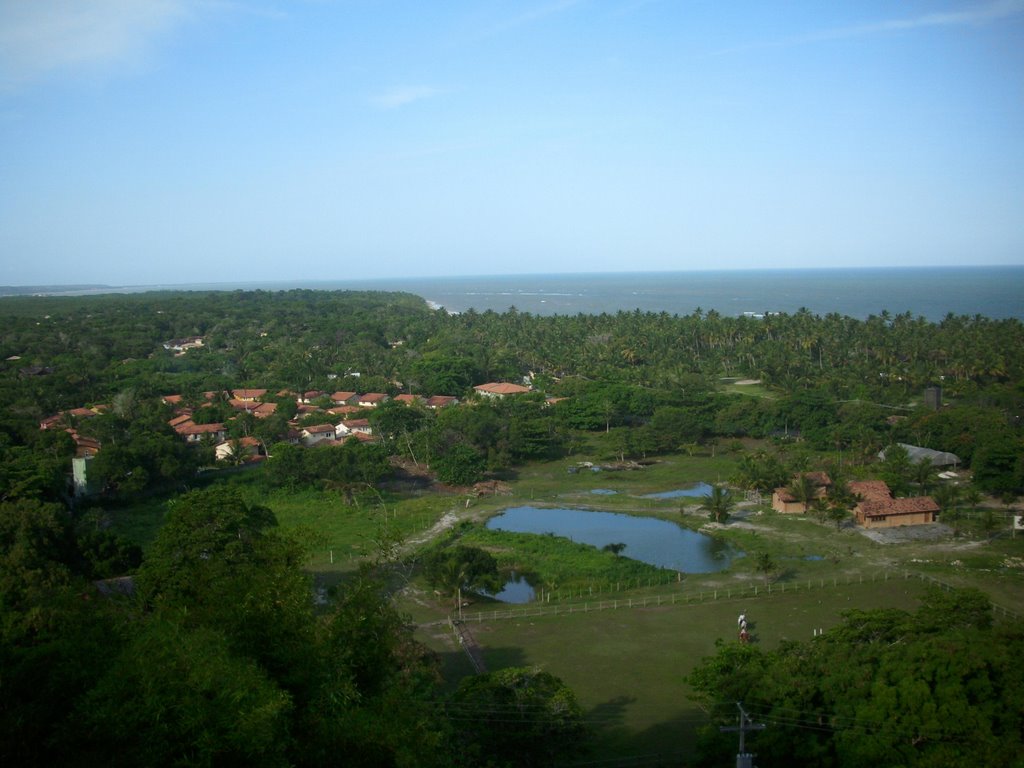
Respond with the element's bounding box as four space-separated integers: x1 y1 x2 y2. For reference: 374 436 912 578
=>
11 267 1024 322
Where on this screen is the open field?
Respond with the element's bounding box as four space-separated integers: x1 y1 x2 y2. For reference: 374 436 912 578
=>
417 577 933 761
106 445 1024 762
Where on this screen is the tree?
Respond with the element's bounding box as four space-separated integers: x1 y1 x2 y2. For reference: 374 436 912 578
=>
69 617 293 768
602 542 627 556
879 444 914 496
786 473 820 514
424 545 502 609
688 588 1024 767
755 552 776 585
972 436 1024 494
136 487 315 686
432 443 485 486
933 483 962 535
699 485 735 524
450 667 589 767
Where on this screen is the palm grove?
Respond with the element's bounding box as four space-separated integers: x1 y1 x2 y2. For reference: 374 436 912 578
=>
1 289 1023 765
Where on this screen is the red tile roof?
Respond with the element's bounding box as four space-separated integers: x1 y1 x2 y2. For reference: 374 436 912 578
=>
330 391 357 403
474 382 531 395
358 392 389 404
252 402 277 418
303 424 336 434
425 395 457 408
327 405 362 416
860 496 940 518
177 422 226 435
849 481 893 502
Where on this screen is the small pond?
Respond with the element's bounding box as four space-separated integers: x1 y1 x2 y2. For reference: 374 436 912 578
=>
488 573 536 603
641 482 714 499
486 506 738 575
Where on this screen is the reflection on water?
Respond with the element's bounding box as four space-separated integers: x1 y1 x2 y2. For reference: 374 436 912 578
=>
490 574 536 604
641 482 714 499
487 506 738 575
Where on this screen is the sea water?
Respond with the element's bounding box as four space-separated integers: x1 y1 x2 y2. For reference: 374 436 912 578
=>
24 266 1023 321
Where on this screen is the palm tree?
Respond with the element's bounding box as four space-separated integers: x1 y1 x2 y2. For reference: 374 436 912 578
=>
755 552 776 586
933 484 963 535
786 474 820 514
698 485 735 524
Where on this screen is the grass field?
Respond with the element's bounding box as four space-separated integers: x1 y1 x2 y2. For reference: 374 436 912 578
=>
417 578 931 761
104 443 1024 763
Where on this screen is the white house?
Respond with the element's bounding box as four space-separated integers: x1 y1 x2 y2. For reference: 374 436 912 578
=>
301 423 336 446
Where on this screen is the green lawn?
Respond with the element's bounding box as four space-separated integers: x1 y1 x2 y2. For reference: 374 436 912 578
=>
419 578 931 762
103 447 1024 762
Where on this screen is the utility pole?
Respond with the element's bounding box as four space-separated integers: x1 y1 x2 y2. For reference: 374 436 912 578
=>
719 702 765 768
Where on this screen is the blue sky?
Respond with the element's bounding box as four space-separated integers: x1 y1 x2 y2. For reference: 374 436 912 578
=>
1 0 1022 285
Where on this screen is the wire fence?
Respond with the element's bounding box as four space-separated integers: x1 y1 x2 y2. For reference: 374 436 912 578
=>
453 569 1020 624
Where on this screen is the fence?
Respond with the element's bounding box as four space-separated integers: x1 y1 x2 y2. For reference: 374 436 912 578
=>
454 569 1021 624
448 618 486 673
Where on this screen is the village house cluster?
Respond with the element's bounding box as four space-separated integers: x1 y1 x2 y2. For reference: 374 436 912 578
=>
38 381 548 467
770 460 954 530
41 383 957 532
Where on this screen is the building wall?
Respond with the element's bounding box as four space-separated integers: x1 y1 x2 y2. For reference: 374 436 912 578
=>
861 511 936 529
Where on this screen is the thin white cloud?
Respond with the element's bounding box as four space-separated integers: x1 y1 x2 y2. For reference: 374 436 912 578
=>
0 0 192 89
373 85 443 109
714 0 1024 56
479 0 584 37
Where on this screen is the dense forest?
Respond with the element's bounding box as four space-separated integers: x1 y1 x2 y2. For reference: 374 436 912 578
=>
2 289 1022 501
2 289 1023 765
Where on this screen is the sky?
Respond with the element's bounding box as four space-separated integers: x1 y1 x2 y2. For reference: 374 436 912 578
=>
1 0 1022 286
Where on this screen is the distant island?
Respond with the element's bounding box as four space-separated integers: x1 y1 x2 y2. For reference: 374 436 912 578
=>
0 284 115 297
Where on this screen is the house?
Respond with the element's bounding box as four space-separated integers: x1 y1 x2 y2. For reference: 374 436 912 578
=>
335 418 372 439
163 336 204 355
231 388 267 402
301 423 337 446
72 455 98 497
67 430 101 458
299 390 326 404
357 393 389 408
393 394 422 406
329 391 358 406
424 395 458 409
174 421 227 443
327 405 362 417
251 402 278 419
39 413 67 430
161 394 185 407
771 472 832 514
40 408 99 430
215 436 263 462
849 480 940 529
168 413 193 429
474 382 532 398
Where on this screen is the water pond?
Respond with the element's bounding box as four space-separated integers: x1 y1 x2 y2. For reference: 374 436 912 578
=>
486 506 737 575
641 482 714 499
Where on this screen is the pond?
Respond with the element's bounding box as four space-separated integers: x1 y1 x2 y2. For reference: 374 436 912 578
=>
486 506 738 575
640 482 714 499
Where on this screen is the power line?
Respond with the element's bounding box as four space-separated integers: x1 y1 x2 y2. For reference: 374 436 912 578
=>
719 702 765 768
